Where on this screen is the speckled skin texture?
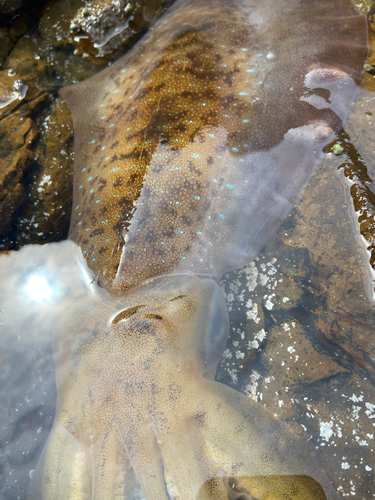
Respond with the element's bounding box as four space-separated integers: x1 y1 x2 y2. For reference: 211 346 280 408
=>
62 0 366 291
29 275 338 500
27 0 368 498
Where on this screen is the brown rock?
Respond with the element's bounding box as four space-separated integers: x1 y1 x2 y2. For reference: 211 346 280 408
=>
0 0 22 15
0 28 15 67
38 0 176 60
15 97 74 246
0 113 37 233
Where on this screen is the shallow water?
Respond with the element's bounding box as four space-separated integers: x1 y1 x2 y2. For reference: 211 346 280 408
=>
0 0 374 498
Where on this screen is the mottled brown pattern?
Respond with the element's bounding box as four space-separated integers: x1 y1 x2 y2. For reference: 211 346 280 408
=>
63 1 254 289
29 275 341 500
61 0 367 291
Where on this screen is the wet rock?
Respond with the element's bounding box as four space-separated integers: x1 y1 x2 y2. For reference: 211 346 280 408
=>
0 30 75 249
352 0 375 15
15 97 74 247
0 72 29 112
0 36 52 119
70 0 139 58
0 114 39 234
38 0 87 49
69 0 176 58
218 152 375 497
39 0 176 60
0 0 23 15
0 0 51 22
0 29 15 67
278 155 375 373
0 59 51 243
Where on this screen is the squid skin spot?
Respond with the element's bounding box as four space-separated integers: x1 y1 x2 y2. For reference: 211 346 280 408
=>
170 295 186 302
144 314 163 320
112 305 145 324
90 228 105 237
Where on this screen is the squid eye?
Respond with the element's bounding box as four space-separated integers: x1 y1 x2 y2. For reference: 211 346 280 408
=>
112 304 145 324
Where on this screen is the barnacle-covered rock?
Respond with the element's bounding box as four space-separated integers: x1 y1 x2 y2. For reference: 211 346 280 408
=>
39 0 176 60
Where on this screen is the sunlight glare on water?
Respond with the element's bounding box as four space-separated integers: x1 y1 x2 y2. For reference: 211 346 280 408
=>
25 274 53 302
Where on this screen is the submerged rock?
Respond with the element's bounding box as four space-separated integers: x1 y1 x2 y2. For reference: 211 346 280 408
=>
39 0 176 60
0 28 15 67
216 28 375 495
0 0 23 15
217 103 375 498
15 97 74 247
0 108 39 234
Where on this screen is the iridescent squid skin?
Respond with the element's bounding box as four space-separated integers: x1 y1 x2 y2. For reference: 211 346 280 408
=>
22 0 367 498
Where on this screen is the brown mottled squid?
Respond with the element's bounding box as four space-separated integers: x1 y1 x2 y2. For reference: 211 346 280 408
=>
0 0 368 498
